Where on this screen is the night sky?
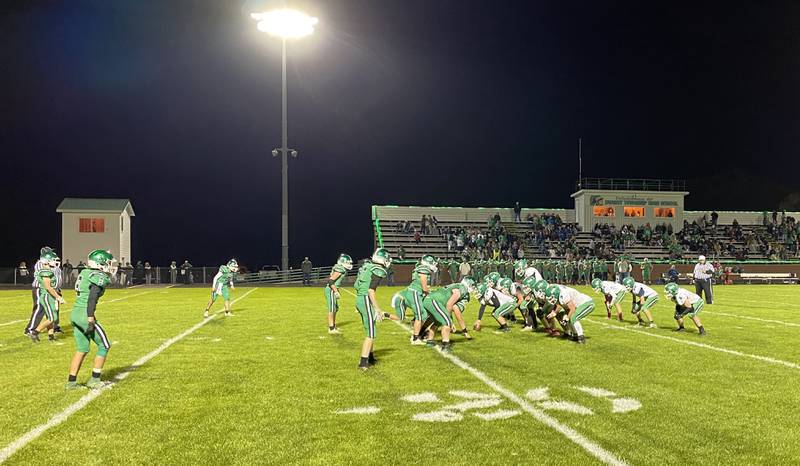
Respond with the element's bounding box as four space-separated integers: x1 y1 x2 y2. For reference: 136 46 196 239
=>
2 0 800 269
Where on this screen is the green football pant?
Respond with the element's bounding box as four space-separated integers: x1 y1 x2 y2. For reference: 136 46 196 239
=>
422 297 453 327
71 320 111 357
324 285 339 314
610 290 627 306
639 295 658 311
211 284 230 302
492 301 517 320
392 288 425 321
570 302 595 323
355 294 377 339
675 300 703 319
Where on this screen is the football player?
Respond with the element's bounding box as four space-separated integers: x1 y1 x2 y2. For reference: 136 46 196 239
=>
531 279 561 337
623 277 657 327
325 254 353 334
489 277 519 332
591 278 627 321
391 255 437 345
473 272 501 331
545 284 595 344
27 250 66 342
66 250 116 390
665 283 706 335
353 248 395 370
421 278 475 351
203 259 239 318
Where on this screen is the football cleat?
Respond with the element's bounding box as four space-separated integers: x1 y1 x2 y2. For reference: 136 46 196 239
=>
576 336 586 344
28 331 40 343
328 327 341 335
85 378 108 390
65 382 86 391
674 327 686 332
520 326 534 332
203 311 209 318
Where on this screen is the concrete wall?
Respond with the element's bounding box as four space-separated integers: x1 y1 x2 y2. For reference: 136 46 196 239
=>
61 212 123 266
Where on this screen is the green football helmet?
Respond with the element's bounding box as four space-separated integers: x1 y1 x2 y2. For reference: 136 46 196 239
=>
533 280 549 300
40 250 60 268
421 254 438 272
514 259 528 277
485 272 501 288
498 277 513 294
545 284 561 305
87 249 117 274
460 277 476 294
227 259 239 273
591 278 603 292
337 253 354 271
371 248 392 267
664 282 679 298
520 276 537 295
622 277 635 291
476 283 489 300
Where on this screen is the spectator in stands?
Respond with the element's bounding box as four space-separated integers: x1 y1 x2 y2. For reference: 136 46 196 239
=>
413 228 421 244
514 202 522 222
459 260 472 280
301 257 312 285
398 245 406 261
711 211 719 227
693 255 714 304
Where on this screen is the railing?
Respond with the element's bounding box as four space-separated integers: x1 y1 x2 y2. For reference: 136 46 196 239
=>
576 178 687 192
0 265 353 286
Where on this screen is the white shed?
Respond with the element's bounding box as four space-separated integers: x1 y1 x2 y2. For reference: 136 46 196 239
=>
56 198 135 266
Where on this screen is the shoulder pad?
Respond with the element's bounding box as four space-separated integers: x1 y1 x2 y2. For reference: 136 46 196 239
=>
372 265 387 278
88 271 110 287
333 264 347 273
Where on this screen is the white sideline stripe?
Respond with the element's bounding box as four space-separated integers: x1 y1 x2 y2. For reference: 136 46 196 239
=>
0 289 257 464
339 288 628 466
703 311 800 328
0 319 25 327
587 319 800 370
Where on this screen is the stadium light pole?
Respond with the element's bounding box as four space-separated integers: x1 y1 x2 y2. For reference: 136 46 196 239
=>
251 9 318 271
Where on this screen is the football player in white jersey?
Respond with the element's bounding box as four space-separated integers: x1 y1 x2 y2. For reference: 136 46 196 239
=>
623 277 657 328
591 278 627 322
665 283 706 335
545 284 595 344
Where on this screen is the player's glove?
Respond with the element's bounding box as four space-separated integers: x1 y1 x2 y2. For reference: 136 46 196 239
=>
560 315 571 327
334 292 341 299
84 321 96 336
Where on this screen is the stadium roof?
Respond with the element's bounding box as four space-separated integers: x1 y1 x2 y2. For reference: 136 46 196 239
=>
56 198 135 216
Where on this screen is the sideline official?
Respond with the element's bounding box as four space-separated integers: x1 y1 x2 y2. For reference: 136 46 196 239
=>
693 255 714 304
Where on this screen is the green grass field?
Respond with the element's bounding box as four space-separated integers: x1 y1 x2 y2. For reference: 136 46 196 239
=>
1 284 799 465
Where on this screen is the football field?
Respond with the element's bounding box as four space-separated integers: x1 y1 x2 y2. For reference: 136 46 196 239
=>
1 285 799 465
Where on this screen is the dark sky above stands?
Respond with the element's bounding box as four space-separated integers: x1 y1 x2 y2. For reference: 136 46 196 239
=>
2 0 800 268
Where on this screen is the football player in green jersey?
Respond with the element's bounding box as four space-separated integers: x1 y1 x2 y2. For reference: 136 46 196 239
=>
531 280 561 337
325 254 353 334
67 250 117 390
28 250 66 342
421 278 475 351
353 248 395 370
203 259 239 318
391 255 437 345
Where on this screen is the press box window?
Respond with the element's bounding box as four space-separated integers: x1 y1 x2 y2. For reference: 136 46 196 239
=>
593 206 615 217
654 208 676 218
624 207 645 218
79 218 105 233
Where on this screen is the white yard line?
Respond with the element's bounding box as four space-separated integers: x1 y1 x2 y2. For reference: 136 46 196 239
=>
587 319 800 370
0 288 256 464
0 319 25 328
341 289 628 466
703 311 800 328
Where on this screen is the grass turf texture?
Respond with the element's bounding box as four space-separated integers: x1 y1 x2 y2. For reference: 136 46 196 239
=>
0 285 799 465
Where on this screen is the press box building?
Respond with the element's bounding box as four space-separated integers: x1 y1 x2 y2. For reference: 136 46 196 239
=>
56 198 135 266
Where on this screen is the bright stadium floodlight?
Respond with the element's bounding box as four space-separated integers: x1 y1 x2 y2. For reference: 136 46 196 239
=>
250 8 318 273
251 9 318 39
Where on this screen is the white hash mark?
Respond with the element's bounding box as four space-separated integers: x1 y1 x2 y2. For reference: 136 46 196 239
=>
473 409 522 421
539 401 594 415
525 387 550 401
401 393 441 403
611 398 642 413
575 386 617 398
412 411 463 422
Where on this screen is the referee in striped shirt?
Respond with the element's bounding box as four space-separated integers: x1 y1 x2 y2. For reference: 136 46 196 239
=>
693 255 714 304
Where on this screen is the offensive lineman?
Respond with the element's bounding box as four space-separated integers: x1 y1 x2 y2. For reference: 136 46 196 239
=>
545 284 595 344
622 277 658 327
591 278 627 321
391 255 437 345
421 278 476 351
665 282 707 336
203 259 239 318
